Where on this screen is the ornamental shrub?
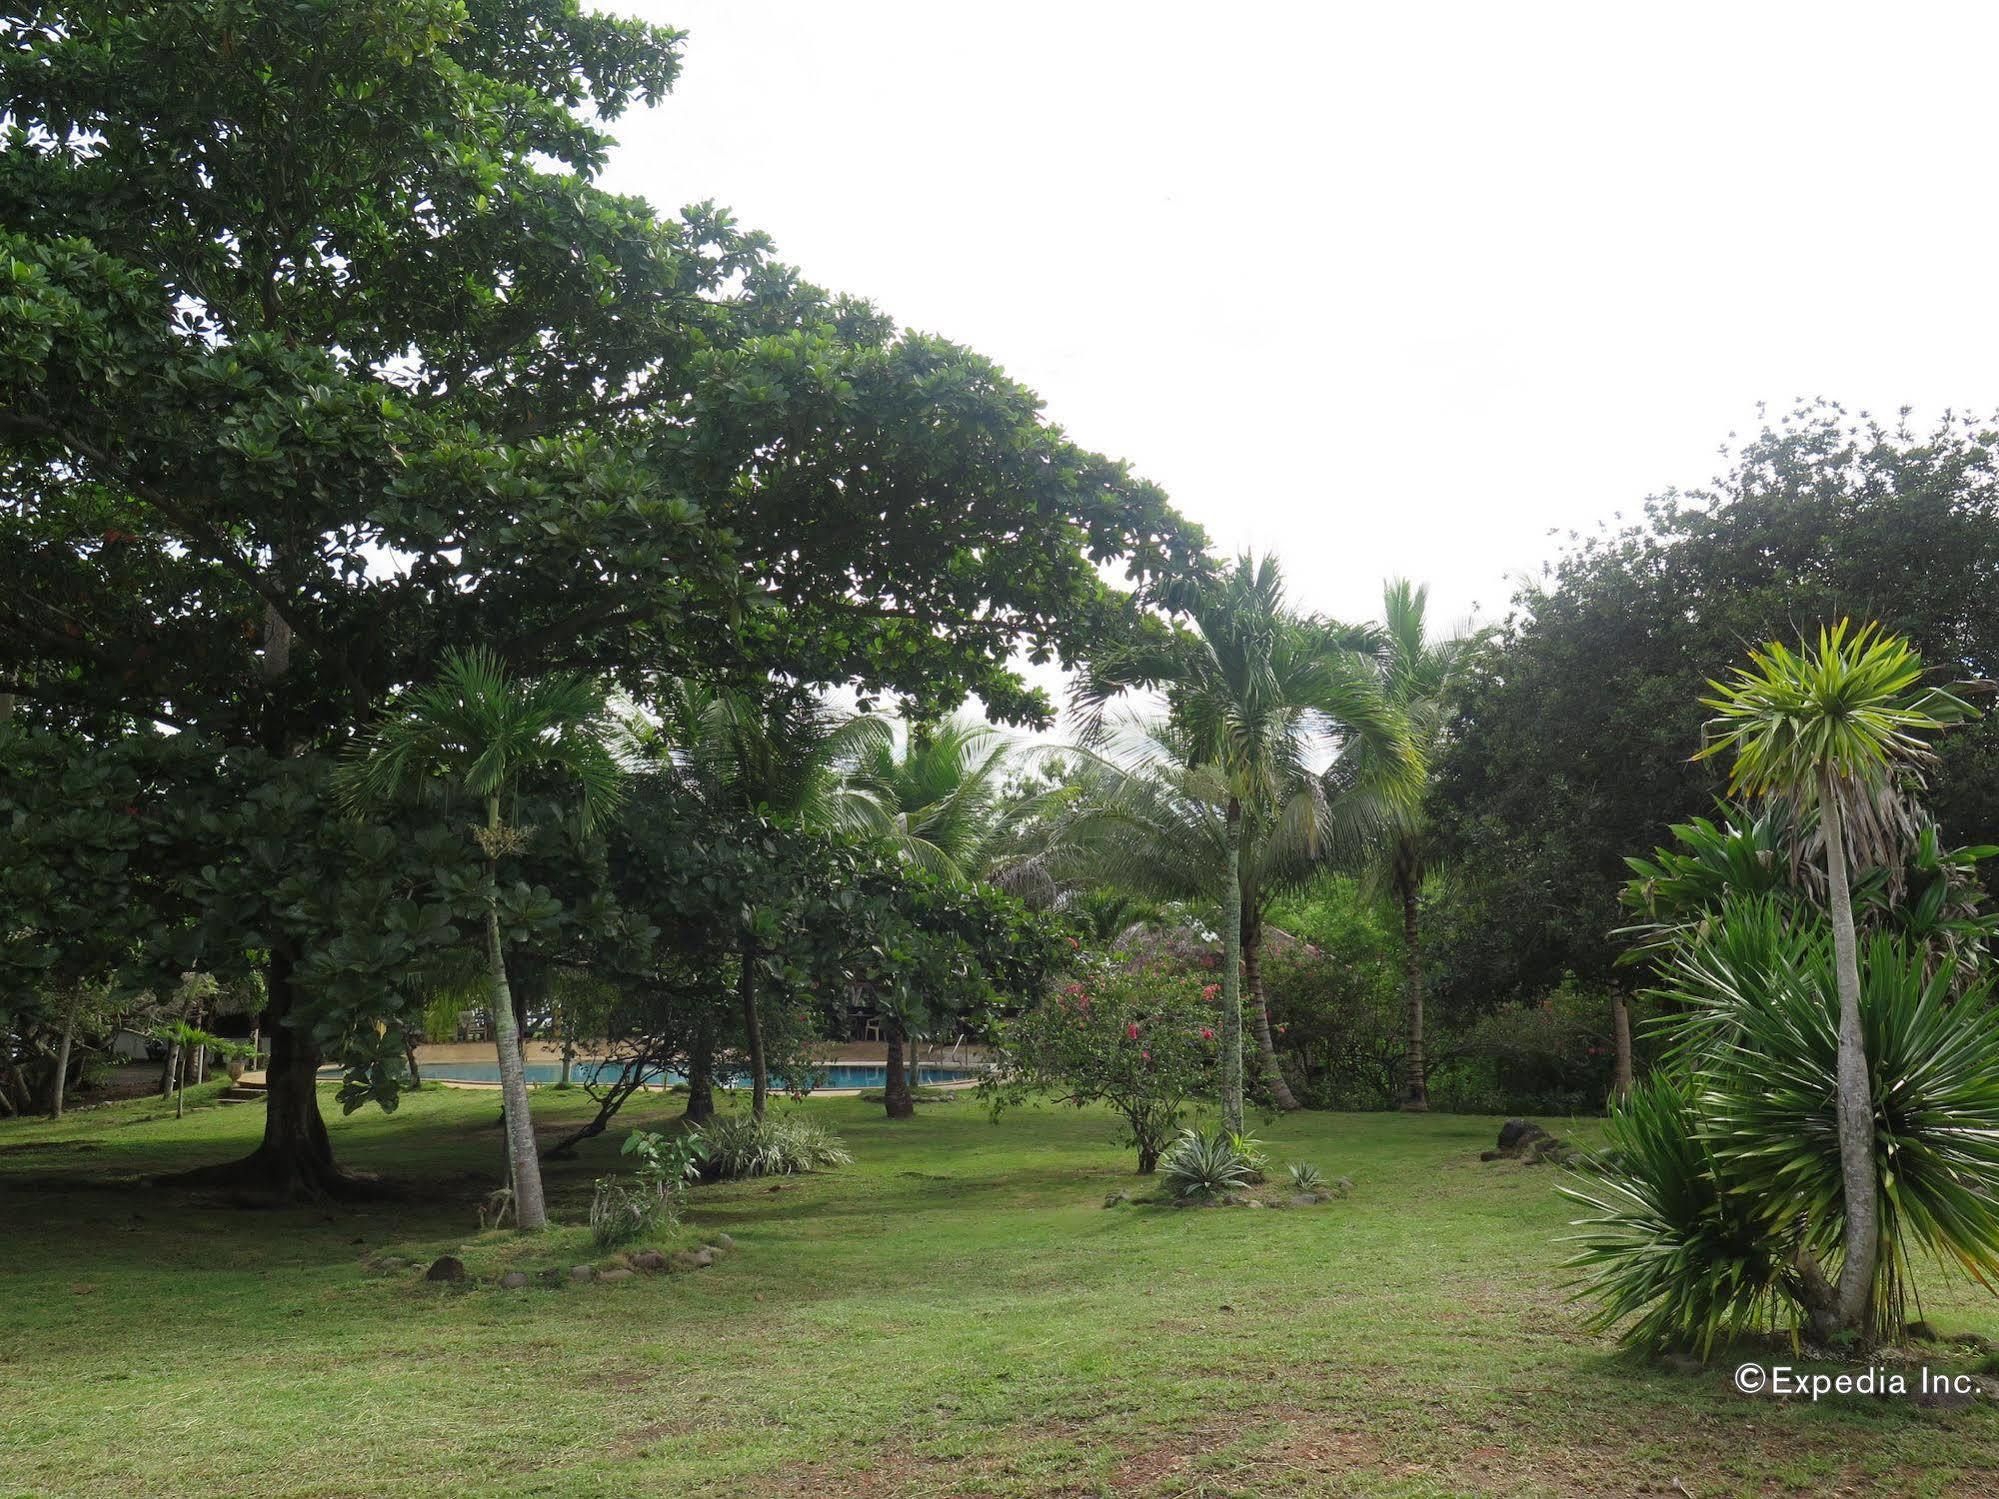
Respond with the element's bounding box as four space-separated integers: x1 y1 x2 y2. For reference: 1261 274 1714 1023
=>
985 958 1221 1173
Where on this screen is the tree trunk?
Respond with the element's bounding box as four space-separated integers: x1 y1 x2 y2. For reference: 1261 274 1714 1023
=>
403 1028 422 1089
1398 874 1429 1111
225 949 344 1196
486 839 548 1231
49 995 77 1118
1609 990 1634 1099
557 1011 573 1088
1242 908 1300 1110
1821 770 1880 1340
159 1037 177 1099
1220 796 1245 1135
1137 1137 1161 1174
883 1020 914 1120
740 934 768 1119
683 1015 715 1125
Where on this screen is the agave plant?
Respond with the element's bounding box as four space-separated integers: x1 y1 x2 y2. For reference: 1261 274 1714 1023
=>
1287 1161 1327 1194
1158 1127 1258 1202
1561 1078 1795 1358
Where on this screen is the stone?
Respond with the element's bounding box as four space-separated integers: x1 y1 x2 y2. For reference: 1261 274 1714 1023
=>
424 1255 466 1283
1245 1198 1265 1209
1914 1377 1978 1410
1333 1177 1354 1197
1290 1193 1320 1208
715 1233 737 1251
499 1271 528 1290
1503 1119 1543 1159
568 1264 594 1283
631 1250 666 1272
691 1247 714 1267
597 1267 635 1283
1102 1191 1130 1209
670 1250 704 1271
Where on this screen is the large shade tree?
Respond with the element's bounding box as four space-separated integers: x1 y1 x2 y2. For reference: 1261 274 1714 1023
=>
0 0 1200 1192
1433 405 1999 1020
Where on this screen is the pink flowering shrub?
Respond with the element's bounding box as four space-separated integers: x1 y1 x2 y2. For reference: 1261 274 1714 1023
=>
985 959 1219 1173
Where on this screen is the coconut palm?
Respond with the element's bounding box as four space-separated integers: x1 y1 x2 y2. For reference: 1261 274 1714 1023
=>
1337 579 1488 1110
842 714 1026 881
1697 620 1974 1339
339 647 625 1231
1074 555 1419 1133
656 682 890 1117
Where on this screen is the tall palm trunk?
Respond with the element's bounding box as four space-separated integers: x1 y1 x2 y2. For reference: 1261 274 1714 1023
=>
485 798 547 1230
1398 870 1429 1111
1821 770 1879 1336
1609 991 1634 1098
49 991 78 1118
1220 796 1245 1134
740 933 768 1119
1241 908 1300 1110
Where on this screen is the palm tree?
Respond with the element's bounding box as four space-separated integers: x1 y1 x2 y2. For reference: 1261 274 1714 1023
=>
1050 721 1363 1110
340 647 625 1231
838 712 1048 1115
657 682 888 1118
843 715 1024 880
1699 620 1973 1340
1075 555 1418 1133
1338 579 1488 1111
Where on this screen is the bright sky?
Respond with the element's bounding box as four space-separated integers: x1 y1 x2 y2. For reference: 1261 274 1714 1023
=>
600 0 1999 642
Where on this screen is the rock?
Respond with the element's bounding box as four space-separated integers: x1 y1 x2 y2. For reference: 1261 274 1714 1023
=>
1914 1377 1978 1410
1333 1177 1353 1198
1497 1119 1549 1152
1102 1191 1130 1208
499 1271 528 1290
692 1247 714 1267
1290 1193 1319 1208
631 1250 666 1272
715 1233 736 1251
424 1255 466 1283
1245 1198 1265 1209
598 1267 635 1283
568 1264 595 1283
670 1250 705 1271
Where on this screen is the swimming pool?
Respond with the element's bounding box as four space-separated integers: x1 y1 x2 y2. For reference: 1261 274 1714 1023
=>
351 1060 982 1089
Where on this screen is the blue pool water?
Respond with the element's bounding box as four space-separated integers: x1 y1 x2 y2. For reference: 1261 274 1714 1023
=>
356 1060 980 1089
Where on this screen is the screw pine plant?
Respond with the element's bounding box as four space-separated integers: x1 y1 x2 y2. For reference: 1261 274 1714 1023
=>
1696 620 1975 1339
1567 622 1999 1354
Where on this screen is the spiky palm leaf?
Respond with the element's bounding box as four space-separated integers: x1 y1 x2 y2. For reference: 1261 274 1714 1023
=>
338 646 626 830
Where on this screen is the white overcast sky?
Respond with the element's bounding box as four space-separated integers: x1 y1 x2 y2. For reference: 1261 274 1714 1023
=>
598 0 1999 655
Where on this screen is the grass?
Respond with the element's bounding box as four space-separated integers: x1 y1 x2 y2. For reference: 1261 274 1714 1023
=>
2 1084 1995 1497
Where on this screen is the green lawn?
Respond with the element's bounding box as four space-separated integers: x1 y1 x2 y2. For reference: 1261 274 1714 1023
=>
1 1085 1994 1497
